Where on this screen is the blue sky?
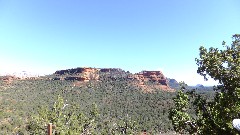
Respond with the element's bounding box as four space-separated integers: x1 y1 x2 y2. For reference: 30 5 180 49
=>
0 0 240 85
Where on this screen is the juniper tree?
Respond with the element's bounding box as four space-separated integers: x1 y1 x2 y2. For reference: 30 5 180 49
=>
169 34 240 134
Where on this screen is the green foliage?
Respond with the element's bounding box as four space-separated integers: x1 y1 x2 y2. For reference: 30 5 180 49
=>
27 95 98 135
169 83 196 134
169 34 240 134
0 76 178 134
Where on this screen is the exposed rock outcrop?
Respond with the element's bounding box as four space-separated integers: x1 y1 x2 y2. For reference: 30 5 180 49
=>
53 67 174 92
54 67 127 82
55 67 98 75
128 71 167 85
128 71 174 91
54 67 99 82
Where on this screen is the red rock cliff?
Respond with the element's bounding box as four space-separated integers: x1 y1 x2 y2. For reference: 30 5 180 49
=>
53 67 174 91
128 71 173 91
54 67 99 82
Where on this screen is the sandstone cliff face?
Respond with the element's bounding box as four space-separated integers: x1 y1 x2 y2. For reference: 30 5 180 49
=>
128 71 167 85
53 67 174 92
128 71 173 91
55 67 98 75
54 67 126 82
54 67 99 82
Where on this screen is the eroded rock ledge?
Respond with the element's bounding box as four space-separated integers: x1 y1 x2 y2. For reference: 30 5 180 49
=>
53 67 175 91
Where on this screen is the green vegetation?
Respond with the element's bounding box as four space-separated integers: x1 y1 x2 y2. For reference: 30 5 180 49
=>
27 95 99 135
0 73 215 134
2 35 239 134
0 75 179 134
169 34 240 134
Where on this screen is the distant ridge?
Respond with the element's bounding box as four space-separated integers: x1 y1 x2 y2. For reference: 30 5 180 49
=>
52 67 175 92
0 71 40 78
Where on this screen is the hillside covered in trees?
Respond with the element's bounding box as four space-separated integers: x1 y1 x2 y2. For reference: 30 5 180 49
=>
2 34 239 134
0 66 215 134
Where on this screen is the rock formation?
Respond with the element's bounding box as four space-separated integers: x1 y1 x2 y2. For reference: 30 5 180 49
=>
54 67 127 81
128 71 167 85
128 71 173 91
53 67 174 91
54 67 99 82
